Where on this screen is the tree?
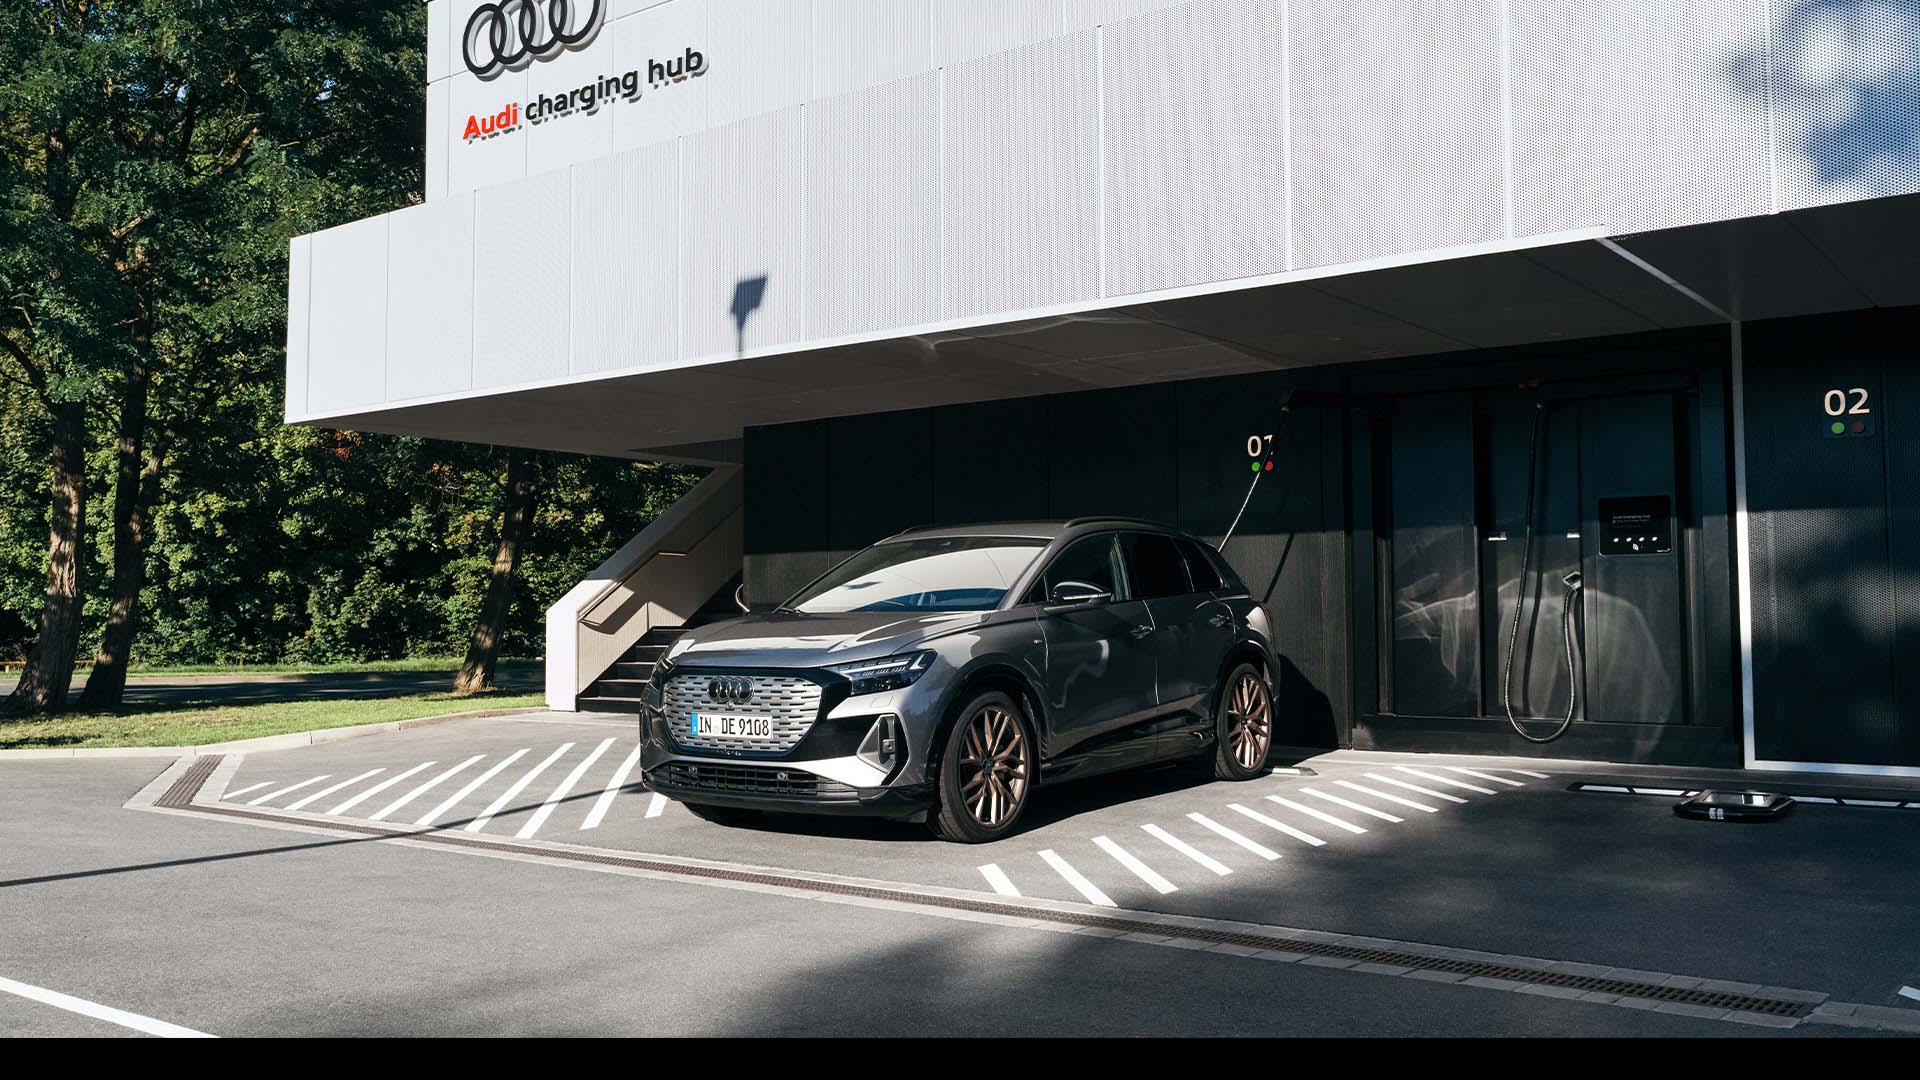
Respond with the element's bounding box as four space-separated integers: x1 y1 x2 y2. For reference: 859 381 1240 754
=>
455 450 543 695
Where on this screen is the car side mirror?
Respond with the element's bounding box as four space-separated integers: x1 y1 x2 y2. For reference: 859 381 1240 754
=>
1048 580 1112 607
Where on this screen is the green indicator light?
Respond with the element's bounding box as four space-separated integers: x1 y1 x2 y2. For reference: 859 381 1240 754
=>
1250 460 1261 473
1831 421 1846 435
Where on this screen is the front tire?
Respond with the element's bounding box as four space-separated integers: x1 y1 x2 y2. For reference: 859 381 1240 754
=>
930 690 1036 843
1210 662 1275 781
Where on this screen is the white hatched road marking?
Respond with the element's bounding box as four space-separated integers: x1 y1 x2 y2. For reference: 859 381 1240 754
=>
1236 795 1328 845
1899 985 1920 1004
374 754 484 821
1142 824 1232 876
327 761 437 817
285 770 386 812
1206 807 1302 856
1182 807 1274 857
416 749 528 827
1302 786 1405 824
1334 778 1439 813
517 738 615 839
1395 765 1497 795
581 745 642 830
1092 835 1179 895
0 974 214 1039
221 781 272 801
1497 767 1551 780
1449 766 1525 787
467 743 574 833
978 863 1021 896
1038 849 1117 907
1366 771 1468 804
246 775 330 806
1265 794 1367 835
645 792 668 818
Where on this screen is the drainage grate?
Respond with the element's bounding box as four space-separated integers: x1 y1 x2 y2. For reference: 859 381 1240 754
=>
164 757 1811 1020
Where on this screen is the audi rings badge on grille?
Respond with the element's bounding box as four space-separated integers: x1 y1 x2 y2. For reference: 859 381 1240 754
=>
707 677 754 705
463 0 604 78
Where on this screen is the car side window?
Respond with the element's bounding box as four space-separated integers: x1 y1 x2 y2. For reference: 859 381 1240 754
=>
1121 532 1193 600
1176 536 1225 592
1028 534 1123 604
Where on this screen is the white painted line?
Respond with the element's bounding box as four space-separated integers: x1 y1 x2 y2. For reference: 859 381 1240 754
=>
1899 985 1920 1003
327 761 436 816
1795 795 1838 804
1449 766 1525 787
1497 768 1551 779
1092 836 1178 895
1142 824 1231 876
1038 849 1117 907
415 749 528 827
1629 787 1691 797
1219 804 1315 851
1365 772 1467 804
221 781 272 801
1849 799 1903 808
246 775 330 806
0 974 214 1038
978 863 1021 896
581 745 641 830
517 737 614 839
466 743 574 833
645 792 668 818
284 769 385 812
1395 765 1498 795
1265 794 1367 835
1580 784 1634 794
374 754 483 821
1182 807 1274 857
1335 778 1439 813
1302 786 1404 823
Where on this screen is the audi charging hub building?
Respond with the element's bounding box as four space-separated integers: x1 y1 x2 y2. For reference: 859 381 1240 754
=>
287 0 1920 777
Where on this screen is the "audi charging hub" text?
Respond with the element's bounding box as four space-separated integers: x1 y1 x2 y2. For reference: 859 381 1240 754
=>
462 47 707 141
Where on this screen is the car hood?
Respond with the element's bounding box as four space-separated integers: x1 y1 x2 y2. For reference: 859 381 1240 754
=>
663 610 997 669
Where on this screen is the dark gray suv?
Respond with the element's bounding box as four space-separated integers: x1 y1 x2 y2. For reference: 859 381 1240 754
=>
638 518 1279 843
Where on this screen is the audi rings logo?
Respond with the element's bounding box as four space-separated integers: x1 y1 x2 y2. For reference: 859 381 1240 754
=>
706 677 754 705
463 0 605 79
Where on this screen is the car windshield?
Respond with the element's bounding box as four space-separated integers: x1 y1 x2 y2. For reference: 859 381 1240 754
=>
788 536 1049 613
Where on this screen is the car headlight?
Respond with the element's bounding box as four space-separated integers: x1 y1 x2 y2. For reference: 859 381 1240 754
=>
829 652 933 696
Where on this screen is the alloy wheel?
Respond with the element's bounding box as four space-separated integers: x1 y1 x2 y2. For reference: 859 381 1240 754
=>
958 705 1028 828
1226 671 1273 771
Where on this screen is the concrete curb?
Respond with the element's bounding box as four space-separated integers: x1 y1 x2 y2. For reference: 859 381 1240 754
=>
0 706 544 761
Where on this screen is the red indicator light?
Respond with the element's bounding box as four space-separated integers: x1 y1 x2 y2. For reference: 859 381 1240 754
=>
1263 461 1274 472
1853 420 1867 434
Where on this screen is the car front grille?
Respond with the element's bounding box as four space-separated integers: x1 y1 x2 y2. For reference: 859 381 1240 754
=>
653 761 858 803
661 673 823 753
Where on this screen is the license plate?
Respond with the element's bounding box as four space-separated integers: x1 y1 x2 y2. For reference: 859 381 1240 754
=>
690 712 773 739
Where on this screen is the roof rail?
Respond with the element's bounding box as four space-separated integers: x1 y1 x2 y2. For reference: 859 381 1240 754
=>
1063 516 1176 530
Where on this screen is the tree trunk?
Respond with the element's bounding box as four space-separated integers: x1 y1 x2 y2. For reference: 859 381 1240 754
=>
455 450 540 695
81 360 162 710
4 400 89 717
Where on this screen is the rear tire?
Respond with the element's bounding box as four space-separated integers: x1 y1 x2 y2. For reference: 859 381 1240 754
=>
684 802 762 827
929 690 1036 843
1210 662 1275 781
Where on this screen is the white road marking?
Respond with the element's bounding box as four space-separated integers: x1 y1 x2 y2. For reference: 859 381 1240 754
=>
645 792 667 819
246 775 330 806
517 738 615 839
1092 836 1179 894
1038 849 1117 907
374 754 484 821
1900 985 1920 1003
1265 794 1367 835
1394 764 1498 795
1366 771 1468 804
1498 768 1551 780
327 761 436 816
1182 807 1274 857
581 745 642 830
1334 778 1439 813
1142 824 1232 876
415 749 528 827
1236 795 1328 845
1302 786 1404 824
978 863 1021 896
466 743 574 833
221 781 272 801
284 769 385 812
1449 766 1525 787
0 974 214 1038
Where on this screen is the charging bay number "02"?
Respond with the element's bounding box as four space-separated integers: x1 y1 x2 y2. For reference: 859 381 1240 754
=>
1824 387 1874 438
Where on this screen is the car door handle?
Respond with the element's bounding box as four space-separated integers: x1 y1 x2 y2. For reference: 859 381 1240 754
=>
1130 624 1154 640
1208 613 1231 628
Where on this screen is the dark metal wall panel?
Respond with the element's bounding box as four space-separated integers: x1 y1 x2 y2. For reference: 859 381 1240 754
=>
743 420 834 608
1745 313 1899 765
1386 403 1481 717
827 410 933 550
931 397 1050 524
1045 387 1180 523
